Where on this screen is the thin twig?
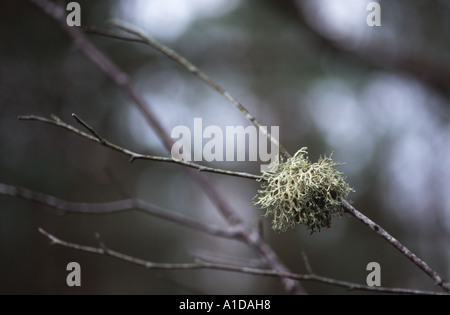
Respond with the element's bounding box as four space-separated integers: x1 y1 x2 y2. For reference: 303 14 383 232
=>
101 19 291 161
301 251 314 275
71 113 104 143
38 228 447 295
341 198 450 292
192 249 267 268
0 183 242 240
18 114 261 181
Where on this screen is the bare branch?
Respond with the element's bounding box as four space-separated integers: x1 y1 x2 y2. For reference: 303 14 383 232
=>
38 228 448 295
18 114 261 181
341 198 450 292
71 113 104 143
99 19 290 160
0 183 241 240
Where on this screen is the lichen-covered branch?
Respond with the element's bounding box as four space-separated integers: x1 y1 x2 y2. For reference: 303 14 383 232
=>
254 147 353 233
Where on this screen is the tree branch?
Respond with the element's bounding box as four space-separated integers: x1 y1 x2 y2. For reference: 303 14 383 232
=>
89 19 290 160
38 227 447 295
17 114 261 181
0 183 241 240
341 198 450 292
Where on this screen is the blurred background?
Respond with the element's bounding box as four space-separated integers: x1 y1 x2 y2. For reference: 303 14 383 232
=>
0 0 449 294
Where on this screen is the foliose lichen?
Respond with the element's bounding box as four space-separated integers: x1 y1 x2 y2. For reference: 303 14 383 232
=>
253 147 353 234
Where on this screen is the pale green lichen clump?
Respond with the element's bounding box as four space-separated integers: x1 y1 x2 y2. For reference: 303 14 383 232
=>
254 147 354 234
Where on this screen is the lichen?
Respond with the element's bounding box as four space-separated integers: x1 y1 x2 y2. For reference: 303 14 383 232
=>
253 147 353 234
